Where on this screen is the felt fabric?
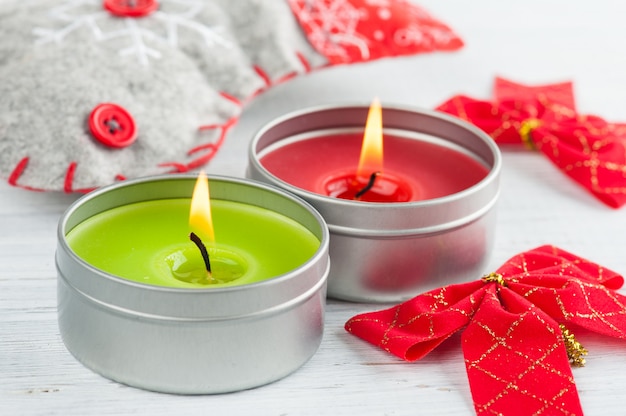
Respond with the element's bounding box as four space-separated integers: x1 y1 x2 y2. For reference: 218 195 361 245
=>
0 0 462 192
436 77 626 208
345 245 626 416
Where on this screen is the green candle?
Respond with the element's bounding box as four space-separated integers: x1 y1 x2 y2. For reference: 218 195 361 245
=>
66 198 320 288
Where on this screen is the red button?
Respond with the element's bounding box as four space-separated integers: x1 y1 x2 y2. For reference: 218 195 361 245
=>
88 103 137 148
103 0 159 18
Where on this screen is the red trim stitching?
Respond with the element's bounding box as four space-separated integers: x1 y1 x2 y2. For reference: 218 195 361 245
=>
8 157 29 186
195 116 237 140
296 52 312 72
198 121 225 131
159 117 237 173
7 157 43 191
158 162 189 172
219 91 242 106
276 71 298 84
7 157 97 193
249 87 265 100
157 50 315 175
64 162 77 193
62 162 96 193
253 65 272 87
187 117 236 169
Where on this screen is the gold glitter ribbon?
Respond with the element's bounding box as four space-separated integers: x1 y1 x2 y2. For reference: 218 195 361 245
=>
560 324 588 367
482 272 507 287
482 273 589 367
518 118 541 150
482 274 589 367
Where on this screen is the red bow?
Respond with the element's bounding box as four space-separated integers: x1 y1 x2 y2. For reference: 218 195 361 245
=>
345 245 626 415
436 78 626 208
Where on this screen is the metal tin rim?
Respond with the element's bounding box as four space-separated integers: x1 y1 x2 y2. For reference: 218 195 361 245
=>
56 174 330 320
247 102 501 234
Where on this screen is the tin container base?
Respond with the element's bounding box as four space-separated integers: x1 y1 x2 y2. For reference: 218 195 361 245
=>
325 217 494 303
58 272 328 394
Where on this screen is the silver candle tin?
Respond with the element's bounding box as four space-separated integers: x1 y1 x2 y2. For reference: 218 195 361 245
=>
247 104 501 303
56 175 330 394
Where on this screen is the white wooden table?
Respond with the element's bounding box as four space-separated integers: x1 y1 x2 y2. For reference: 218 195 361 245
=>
3 1 626 414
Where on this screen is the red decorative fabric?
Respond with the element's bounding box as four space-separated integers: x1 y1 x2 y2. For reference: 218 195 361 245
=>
288 0 463 64
436 77 626 208
345 245 626 415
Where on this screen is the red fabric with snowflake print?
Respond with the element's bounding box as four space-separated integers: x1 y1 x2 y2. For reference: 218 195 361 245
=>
287 0 463 64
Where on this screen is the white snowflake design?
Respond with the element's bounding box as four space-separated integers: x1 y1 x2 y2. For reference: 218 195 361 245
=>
292 0 370 60
33 0 231 65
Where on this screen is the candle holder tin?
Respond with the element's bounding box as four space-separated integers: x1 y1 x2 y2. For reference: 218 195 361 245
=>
56 175 330 394
247 104 501 303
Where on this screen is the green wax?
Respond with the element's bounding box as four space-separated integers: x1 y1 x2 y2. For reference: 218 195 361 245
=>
66 199 320 288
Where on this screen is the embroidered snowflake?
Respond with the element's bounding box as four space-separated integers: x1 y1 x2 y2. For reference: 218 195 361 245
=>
33 0 231 65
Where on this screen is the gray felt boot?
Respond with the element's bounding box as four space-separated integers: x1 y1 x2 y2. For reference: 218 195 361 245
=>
0 0 462 192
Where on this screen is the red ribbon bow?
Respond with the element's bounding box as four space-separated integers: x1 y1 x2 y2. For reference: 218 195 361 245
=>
345 245 626 415
436 78 626 208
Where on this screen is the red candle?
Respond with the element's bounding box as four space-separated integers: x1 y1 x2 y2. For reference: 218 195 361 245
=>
259 100 489 202
249 102 501 302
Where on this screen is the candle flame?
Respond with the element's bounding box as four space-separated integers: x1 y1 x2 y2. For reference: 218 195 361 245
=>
357 98 383 179
189 171 215 244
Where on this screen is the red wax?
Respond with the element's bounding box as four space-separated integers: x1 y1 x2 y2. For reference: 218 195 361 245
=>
260 133 489 202
324 171 412 202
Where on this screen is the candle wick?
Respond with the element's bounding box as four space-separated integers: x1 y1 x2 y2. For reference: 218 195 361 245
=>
189 232 212 273
355 171 380 199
